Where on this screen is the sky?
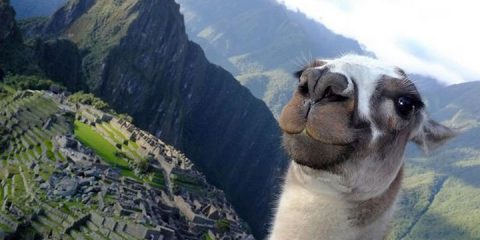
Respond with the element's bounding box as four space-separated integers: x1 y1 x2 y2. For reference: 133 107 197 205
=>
276 0 480 84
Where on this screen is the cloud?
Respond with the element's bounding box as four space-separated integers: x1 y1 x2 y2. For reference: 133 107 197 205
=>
277 0 480 84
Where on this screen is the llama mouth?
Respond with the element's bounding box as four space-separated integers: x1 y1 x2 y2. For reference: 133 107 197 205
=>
285 128 354 146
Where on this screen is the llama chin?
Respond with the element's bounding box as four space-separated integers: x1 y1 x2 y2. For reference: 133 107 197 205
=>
269 55 457 240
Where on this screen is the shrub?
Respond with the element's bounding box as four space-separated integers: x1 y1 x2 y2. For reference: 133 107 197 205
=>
68 91 110 111
3 74 56 90
215 219 231 233
114 151 127 158
117 113 133 122
69 92 133 121
130 158 150 174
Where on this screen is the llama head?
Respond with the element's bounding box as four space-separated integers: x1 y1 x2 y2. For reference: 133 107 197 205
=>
279 55 456 198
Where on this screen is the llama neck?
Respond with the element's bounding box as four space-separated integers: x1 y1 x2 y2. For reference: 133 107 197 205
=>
269 162 403 240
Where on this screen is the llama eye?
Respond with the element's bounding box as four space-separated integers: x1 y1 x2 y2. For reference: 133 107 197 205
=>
395 96 416 118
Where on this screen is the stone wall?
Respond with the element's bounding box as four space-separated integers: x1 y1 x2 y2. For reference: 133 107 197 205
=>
0 214 18 232
90 211 174 240
174 195 214 226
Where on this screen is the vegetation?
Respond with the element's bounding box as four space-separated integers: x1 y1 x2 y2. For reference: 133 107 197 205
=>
148 172 165 188
0 126 9 152
215 219 231 233
130 157 150 174
204 233 214 240
69 91 133 121
68 91 109 111
117 113 133 123
73 120 135 178
2 74 63 91
0 86 9 99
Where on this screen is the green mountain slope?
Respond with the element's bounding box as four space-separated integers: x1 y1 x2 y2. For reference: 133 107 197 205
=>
176 0 365 116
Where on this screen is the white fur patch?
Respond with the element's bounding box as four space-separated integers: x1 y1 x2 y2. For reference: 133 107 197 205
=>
291 162 351 196
318 55 402 141
269 163 356 240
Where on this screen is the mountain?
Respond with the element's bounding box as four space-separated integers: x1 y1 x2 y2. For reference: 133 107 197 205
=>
0 86 252 239
0 0 34 76
17 0 289 238
0 0 84 91
10 0 65 19
176 0 365 116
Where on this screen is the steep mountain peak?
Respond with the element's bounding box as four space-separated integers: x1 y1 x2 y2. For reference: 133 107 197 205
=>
46 0 137 46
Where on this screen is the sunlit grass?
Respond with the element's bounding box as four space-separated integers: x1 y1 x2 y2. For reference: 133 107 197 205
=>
74 120 137 179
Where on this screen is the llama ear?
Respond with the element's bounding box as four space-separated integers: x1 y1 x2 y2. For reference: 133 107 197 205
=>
411 119 458 153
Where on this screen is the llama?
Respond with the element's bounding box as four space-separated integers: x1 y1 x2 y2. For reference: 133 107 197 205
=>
269 55 456 240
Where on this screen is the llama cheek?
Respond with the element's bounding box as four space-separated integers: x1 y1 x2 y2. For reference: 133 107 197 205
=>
279 94 308 134
306 105 353 143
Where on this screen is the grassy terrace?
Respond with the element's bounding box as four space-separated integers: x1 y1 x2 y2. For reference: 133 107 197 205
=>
0 89 129 239
171 173 204 194
75 119 168 189
74 120 137 179
97 122 143 161
0 88 175 237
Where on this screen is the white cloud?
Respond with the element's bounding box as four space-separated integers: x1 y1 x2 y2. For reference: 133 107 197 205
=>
277 0 480 84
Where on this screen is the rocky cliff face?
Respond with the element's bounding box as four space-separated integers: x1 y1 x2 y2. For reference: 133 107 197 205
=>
0 0 83 90
0 0 30 76
35 38 85 90
41 0 288 237
0 0 19 42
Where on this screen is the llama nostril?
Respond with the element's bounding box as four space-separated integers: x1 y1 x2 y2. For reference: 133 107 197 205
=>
298 81 309 95
299 68 350 101
298 68 326 96
311 72 350 101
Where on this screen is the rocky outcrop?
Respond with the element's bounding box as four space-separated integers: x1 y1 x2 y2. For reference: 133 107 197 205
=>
0 0 30 75
41 0 288 237
0 0 84 90
0 0 20 43
34 38 85 91
42 0 95 36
